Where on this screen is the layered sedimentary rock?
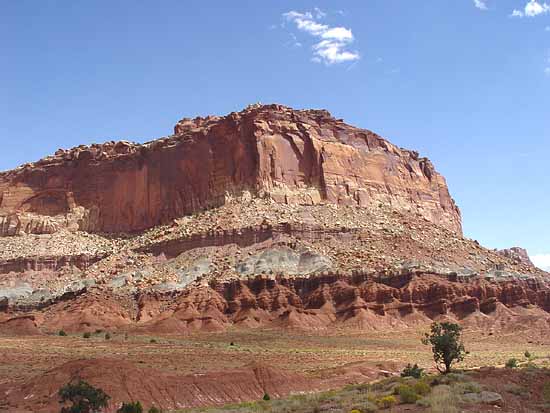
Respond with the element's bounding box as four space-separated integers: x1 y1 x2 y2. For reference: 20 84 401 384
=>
0 104 461 236
497 247 534 267
5 272 548 334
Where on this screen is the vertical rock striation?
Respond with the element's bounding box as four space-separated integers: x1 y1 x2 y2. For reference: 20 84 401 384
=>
0 104 461 235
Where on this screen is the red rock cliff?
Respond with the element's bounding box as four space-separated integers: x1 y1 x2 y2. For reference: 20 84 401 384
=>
0 104 461 235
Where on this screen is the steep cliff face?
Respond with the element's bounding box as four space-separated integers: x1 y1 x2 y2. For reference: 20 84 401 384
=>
0 104 461 236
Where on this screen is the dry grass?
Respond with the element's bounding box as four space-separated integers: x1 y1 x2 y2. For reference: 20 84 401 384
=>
1 327 549 386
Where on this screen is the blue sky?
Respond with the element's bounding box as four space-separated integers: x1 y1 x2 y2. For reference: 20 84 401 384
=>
1 1 549 268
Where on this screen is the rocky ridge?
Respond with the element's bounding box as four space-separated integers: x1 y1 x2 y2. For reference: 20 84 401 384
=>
0 104 547 336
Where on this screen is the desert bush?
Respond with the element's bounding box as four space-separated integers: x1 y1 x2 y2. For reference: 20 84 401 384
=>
503 384 527 396
434 372 467 385
505 358 518 368
525 350 532 359
58 380 110 413
105 332 111 340
148 408 161 413
376 395 397 409
425 385 459 413
59 330 67 336
413 380 431 396
150 338 157 344
401 363 424 379
82 332 91 339
453 381 482 395
422 322 467 374
263 393 270 401
117 401 143 413
397 384 420 404
543 381 550 402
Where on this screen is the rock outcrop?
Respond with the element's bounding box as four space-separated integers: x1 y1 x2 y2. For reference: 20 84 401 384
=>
0 104 461 236
497 247 534 267
5 272 546 334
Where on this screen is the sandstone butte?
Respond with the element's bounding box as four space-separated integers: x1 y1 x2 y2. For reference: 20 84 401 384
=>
0 103 461 236
1 104 550 413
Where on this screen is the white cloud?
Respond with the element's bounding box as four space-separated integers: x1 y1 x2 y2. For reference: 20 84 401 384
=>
313 7 326 19
545 26 550 31
474 0 488 10
322 27 354 41
283 10 360 65
511 0 550 17
532 254 550 271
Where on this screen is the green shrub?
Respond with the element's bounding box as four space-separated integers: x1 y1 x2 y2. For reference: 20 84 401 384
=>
396 385 420 404
422 322 467 374
376 395 397 409
82 332 91 339
505 358 518 368
117 401 143 413
413 380 431 396
401 363 424 379
105 333 111 340
148 407 161 413
150 339 157 344
543 382 550 402
263 393 270 401
59 330 67 336
58 380 110 413
525 350 532 359
453 381 482 394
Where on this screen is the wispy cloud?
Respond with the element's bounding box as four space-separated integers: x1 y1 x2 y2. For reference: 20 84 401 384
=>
511 0 550 17
283 10 360 65
532 254 550 271
474 0 488 10
546 26 550 31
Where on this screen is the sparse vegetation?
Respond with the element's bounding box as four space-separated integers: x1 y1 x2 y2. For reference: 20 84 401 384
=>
506 358 518 368
105 333 111 340
262 393 270 401
396 384 420 403
117 401 143 413
376 395 397 408
423 384 459 413
59 330 67 336
413 380 431 396
83 332 91 339
58 380 110 413
148 407 162 413
422 322 467 374
401 363 424 378
525 350 532 360
503 383 527 396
